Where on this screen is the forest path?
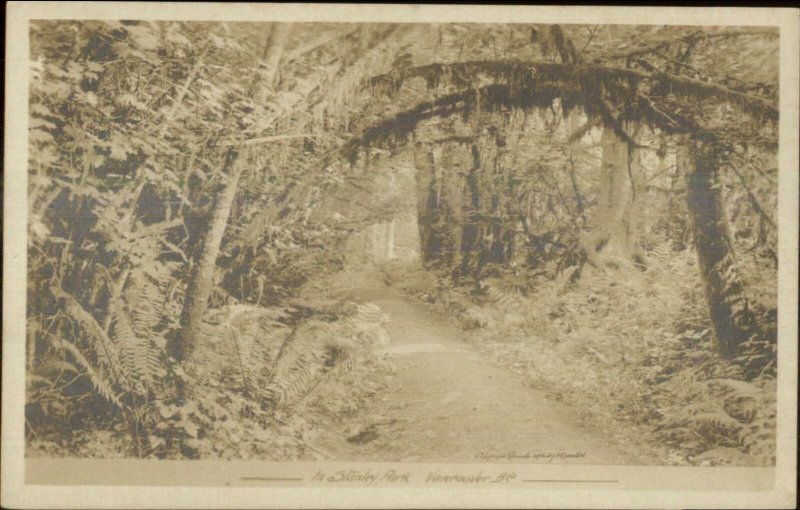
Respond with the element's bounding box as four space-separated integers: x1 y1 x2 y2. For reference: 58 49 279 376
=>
321 287 647 465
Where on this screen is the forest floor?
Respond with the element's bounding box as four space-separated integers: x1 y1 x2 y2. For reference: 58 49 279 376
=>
26 262 771 466
316 285 656 465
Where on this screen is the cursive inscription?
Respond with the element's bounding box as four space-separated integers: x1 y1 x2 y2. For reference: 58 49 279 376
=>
311 469 410 485
475 450 588 462
425 470 517 484
308 468 518 485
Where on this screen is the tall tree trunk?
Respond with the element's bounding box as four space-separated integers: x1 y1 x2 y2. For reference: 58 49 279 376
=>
488 137 507 265
413 148 442 265
370 223 382 260
459 144 482 277
173 26 290 365
444 159 461 269
578 126 639 270
564 112 586 222
666 144 689 250
253 23 291 103
386 173 396 259
386 221 395 260
686 141 760 358
172 149 241 362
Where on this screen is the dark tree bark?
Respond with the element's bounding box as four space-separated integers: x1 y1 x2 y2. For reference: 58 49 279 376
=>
413 148 444 265
458 144 482 276
686 141 760 358
487 137 509 266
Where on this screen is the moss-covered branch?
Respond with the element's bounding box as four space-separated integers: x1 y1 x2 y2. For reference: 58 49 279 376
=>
368 59 778 123
343 57 778 162
343 82 574 160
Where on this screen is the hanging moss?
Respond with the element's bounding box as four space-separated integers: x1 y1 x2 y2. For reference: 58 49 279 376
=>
368 59 778 124
423 135 479 146
341 87 473 161
344 81 579 162
645 72 760 123
345 57 777 165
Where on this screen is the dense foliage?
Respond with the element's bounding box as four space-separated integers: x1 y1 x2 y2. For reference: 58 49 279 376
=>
27 21 778 465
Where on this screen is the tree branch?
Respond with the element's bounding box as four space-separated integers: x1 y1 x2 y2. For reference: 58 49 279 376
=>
368 59 778 121
726 163 777 231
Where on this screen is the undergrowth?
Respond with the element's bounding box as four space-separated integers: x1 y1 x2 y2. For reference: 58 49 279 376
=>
27 293 393 460
391 244 777 467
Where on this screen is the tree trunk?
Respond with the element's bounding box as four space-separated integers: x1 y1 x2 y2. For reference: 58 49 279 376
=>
459 144 482 277
370 223 381 260
578 126 639 270
488 138 507 265
386 173 396 259
172 149 241 362
173 26 290 365
253 23 291 103
686 141 759 358
666 146 690 250
386 220 395 260
413 148 443 265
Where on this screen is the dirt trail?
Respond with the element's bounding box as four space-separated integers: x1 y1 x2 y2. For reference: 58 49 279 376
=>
323 288 647 465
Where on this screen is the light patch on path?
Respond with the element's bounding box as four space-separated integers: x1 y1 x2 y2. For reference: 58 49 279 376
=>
381 342 448 355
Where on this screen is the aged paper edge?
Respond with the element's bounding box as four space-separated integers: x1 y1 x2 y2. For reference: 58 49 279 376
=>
3 2 798 509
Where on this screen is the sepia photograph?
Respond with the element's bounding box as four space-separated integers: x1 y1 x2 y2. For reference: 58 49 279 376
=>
3 2 798 509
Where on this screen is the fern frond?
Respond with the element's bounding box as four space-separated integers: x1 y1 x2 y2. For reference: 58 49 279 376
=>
283 351 356 413
480 278 528 312
51 285 128 389
35 359 80 378
355 303 390 324
267 326 302 383
112 261 173 390
264 346 322 409
707 378 760 399
26 374 54 388
59 339 126 409
110 297 160 394
692 411 744 433
125 267 168 337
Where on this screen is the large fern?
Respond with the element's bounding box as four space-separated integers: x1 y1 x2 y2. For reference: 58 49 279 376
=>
108 266 170 394
260 306 376 412
50 285 130 393
192 304 293 398
480 277 529 312
58 339 126 409
656 375 774 463
262 324 322 409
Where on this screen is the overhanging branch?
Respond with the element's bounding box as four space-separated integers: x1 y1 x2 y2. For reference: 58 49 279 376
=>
368 59 778 122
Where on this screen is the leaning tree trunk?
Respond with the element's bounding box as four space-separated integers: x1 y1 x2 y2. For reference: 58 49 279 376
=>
686 141 760 359
173 25 290 364
172 148 241 362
